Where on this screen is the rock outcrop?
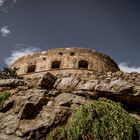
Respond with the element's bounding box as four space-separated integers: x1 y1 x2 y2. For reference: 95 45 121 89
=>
0 71 140 140
0 79 28 88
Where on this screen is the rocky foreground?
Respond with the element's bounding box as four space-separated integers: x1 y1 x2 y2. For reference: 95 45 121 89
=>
0 71 140 140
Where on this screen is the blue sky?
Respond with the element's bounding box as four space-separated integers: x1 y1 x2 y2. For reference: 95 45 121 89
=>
0 0 140 72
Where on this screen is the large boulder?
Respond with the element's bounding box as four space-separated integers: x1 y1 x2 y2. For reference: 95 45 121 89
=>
95 79 133 94
55 93 76 106
17 106 69 139
39 72 57 89
76 80 99 91
55 76 80 92
1 89 48 119
95 79 140 105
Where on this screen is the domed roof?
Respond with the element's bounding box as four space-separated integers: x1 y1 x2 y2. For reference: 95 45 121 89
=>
11 47 120 76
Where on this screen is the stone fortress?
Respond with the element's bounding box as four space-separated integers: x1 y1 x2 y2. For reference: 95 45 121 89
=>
11 48 120 77
0 47 140 140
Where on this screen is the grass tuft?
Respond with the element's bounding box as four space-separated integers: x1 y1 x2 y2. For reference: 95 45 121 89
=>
0 92 10 108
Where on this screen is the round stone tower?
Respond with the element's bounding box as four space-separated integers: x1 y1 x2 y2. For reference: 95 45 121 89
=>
11 48 120 76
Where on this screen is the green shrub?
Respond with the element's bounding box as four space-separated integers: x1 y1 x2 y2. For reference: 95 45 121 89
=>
47 125 67 140
67 100 140 140
0 92 10 108
0 67 22 79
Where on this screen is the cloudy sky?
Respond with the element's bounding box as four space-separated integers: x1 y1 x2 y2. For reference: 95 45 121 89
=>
0 0 140 72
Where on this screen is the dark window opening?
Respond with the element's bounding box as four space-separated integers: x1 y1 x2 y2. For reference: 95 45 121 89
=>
59 52 63 55
51 61 61 69
70 52 75 56
43 57 46 60
27 65 36 73
78 60 88 68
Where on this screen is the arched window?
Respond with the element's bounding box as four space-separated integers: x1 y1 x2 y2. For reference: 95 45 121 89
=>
78 60 88 68
27 65 36 73
51 61 61 69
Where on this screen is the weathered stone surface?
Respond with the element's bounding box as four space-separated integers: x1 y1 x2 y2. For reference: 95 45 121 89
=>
76 80 99 91
39 72 57 89
18 106 69 139
0 71 140 139
0 106 69 140
0 88 70 140
133 86 140 96
72 95 86 105
48 89 60 97
95 79 133 94
17 90 48 119
55 76 80 92
2 89 48 119
115 71 123 77
13 86 28 94
0 79 28 87
0 111 19 135
11 48 120 76
55 93 76 106
72 90 97 98
95 80 140 105
0 133 23 140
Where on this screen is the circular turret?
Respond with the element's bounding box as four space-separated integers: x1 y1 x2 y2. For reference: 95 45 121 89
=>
11 48 120 76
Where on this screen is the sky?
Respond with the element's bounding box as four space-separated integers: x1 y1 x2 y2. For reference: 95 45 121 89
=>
0 0 140 72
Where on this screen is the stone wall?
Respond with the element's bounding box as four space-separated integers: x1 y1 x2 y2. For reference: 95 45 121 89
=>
11 48 120 75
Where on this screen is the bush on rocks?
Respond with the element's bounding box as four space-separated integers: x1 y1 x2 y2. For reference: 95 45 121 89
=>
0 92 10 108
67 100 140 140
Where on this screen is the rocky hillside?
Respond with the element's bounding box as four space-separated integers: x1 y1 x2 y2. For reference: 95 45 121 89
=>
0 71 140 140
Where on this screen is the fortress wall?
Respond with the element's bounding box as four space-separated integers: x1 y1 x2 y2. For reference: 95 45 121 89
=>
11 48 120 76
20 69 96 79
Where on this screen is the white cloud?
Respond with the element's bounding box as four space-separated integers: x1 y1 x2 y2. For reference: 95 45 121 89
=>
119 62 140 73
0 0 5 7
4 45 41 66
0 0 4 7
0 0 19 12
0 25 10 37
0 0 17 7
